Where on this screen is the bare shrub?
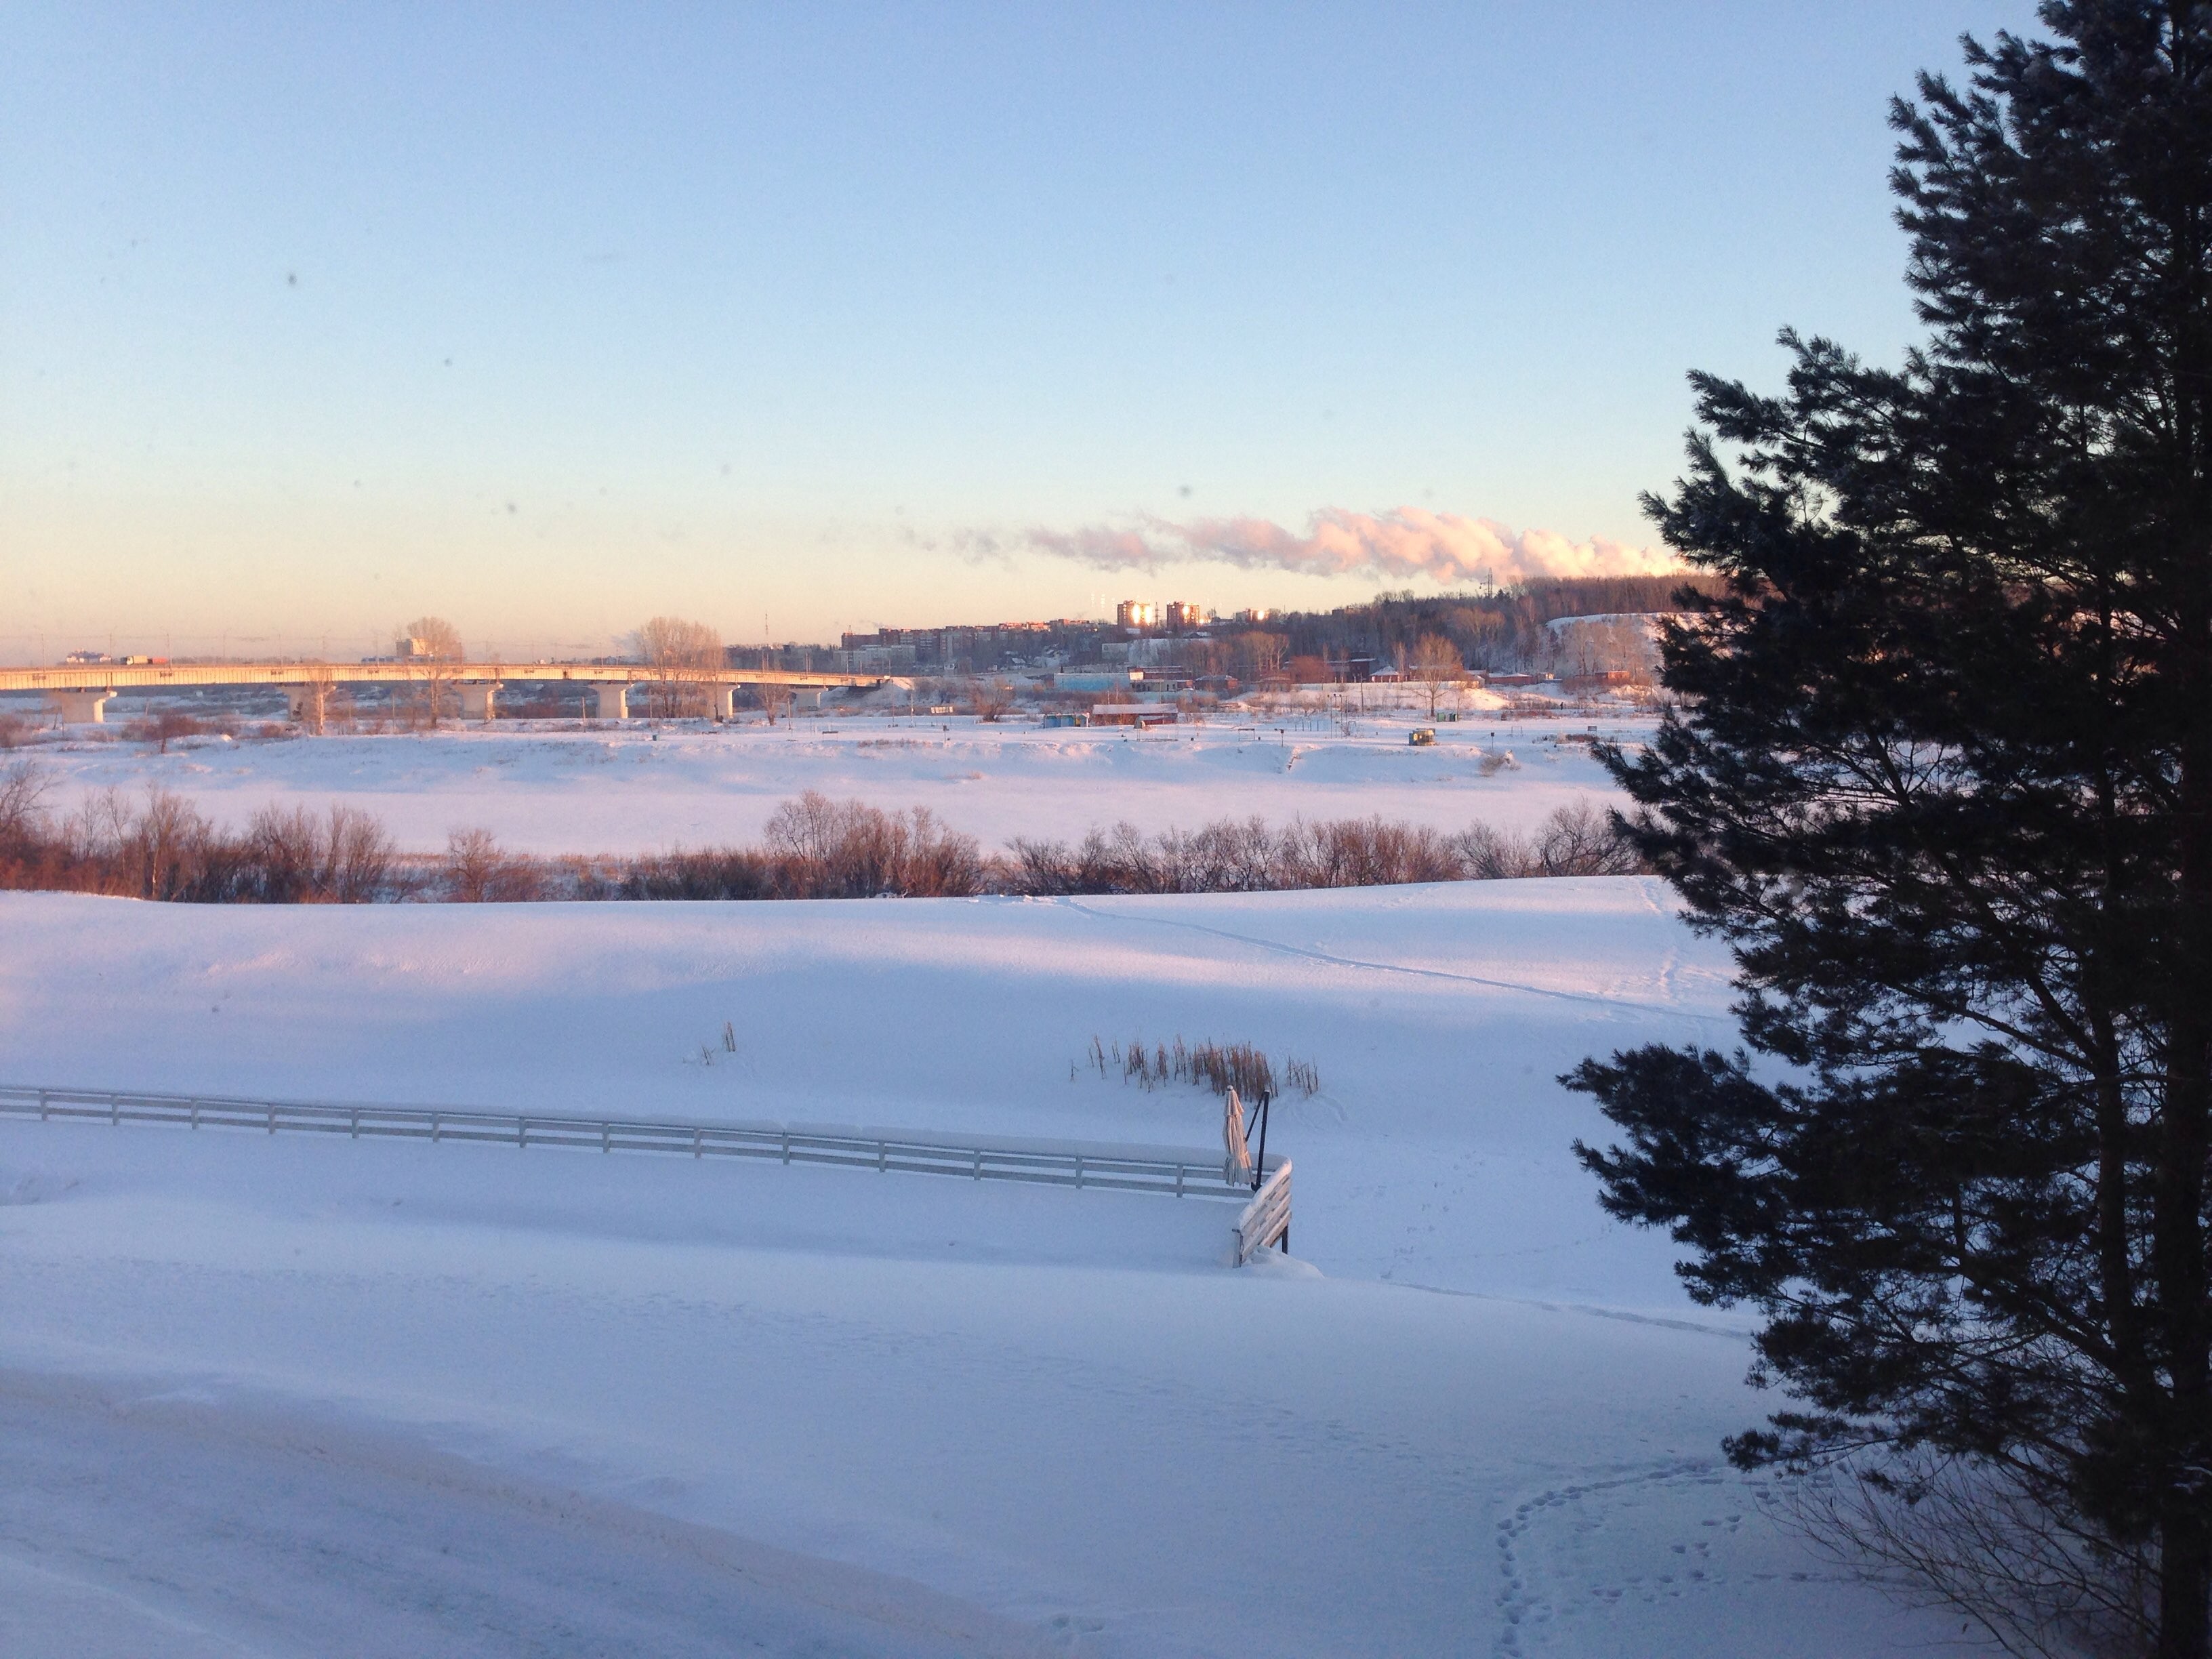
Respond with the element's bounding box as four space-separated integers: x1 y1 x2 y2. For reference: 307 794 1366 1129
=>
0 712 35 750
1777 1452 2154 1659
1532 801 1645 876
237 804 395 901
969 678 1015 722
1279 818 1460 888
1086 1035 1321 1101
622 846 774 899
1453 822 1539 879
123 710 206 753
442 827 541 901
323 806 395 901
762 791 983 897
72 787 216 900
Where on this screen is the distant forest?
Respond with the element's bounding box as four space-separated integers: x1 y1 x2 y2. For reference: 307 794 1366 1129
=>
1217 573 1721 671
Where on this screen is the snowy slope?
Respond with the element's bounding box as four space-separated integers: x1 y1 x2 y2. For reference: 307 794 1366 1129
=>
16 716 1639 853
0 884 1977 1657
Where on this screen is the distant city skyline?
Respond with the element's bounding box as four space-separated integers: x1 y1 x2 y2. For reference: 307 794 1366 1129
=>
2 1 2038 649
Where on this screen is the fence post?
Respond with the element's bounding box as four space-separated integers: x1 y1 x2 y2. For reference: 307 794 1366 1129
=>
39 1089 48 1121
602 1122 611 1153
268 1105 276 1135
431 1112 441 1143
110 1094 119 1128
350 1109 360 1139
190 1100 199 1130
781 1130 791 1165
519 1116 528 1150
1074 1153 1083 1190
693 1126 702 1159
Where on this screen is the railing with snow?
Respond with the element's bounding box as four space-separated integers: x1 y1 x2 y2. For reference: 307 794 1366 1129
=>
0 1084 1290 1255
1234 1161 1292 1263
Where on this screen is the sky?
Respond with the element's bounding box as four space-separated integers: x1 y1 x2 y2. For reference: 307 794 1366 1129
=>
0 1 2041 659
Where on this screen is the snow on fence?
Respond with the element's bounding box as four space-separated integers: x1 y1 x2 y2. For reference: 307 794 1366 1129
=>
1234 1161 1292 1263
0 1084 1291 1254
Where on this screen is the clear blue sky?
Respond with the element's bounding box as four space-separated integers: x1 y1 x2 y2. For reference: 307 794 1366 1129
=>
1 1 2038 657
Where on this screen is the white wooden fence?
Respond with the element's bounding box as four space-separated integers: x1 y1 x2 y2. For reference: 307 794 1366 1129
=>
0 1084 1292 1257
1234 1161 1293 1263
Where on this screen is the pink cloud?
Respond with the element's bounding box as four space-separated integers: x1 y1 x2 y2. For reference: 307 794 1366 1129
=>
1025 507 1675 585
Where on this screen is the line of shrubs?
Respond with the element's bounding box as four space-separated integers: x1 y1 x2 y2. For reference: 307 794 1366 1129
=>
0 766 1644 904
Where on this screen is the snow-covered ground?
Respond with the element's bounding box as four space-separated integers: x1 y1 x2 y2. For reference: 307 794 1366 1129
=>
0 882 1980 1657
8 711 1644 853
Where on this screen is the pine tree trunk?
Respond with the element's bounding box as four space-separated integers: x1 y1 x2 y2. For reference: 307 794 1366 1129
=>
2160 609 2212 1659
2163 1514 2211 1659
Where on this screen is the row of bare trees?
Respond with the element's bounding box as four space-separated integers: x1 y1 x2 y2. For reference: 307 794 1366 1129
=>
1006 802 1641 893
0 767 396 901
0 764 1643 903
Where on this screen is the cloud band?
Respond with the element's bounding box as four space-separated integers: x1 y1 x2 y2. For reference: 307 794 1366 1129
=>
1022 507 1675 586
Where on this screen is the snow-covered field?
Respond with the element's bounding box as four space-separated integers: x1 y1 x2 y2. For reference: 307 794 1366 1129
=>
9 712 1642 853
0 880 1981 1657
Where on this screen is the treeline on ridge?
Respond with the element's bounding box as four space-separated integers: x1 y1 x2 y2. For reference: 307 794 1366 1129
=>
0 766 1644 904
1231 575 1724 672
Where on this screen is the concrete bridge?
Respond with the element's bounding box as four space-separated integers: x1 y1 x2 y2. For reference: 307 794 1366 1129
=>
0 661 888 724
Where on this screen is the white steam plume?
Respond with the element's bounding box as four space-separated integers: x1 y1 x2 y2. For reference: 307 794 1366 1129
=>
1023 507 1677 586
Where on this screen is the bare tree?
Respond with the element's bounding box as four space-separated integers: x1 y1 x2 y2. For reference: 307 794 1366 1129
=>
399 616 464 729
0 759 50 847
756 683 796 724
127 710 205 754
1410 634 1465 718
968 678 1015 722
294 663 336 735
633 615 724 718
1239 632 1289 683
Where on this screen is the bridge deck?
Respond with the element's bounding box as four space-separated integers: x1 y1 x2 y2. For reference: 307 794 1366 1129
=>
0 662 884 693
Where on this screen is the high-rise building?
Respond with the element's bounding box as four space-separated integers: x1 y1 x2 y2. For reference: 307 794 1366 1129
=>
1116 600 1160 630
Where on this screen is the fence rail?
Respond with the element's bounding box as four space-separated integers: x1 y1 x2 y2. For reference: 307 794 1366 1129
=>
0 1085 1285 1216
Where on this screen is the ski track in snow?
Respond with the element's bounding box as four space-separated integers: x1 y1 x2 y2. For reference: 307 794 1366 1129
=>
1056 893 1733 1020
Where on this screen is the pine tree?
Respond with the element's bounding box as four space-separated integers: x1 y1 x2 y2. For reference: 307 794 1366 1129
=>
1565 5 2212 1653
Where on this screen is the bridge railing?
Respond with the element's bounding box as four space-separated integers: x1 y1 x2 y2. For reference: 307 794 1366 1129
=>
0 1084 1283 1209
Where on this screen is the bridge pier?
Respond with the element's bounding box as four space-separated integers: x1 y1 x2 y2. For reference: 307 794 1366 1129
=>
588 684 630 720
713 685 739 720
458 682 501 722
48 690 114 724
